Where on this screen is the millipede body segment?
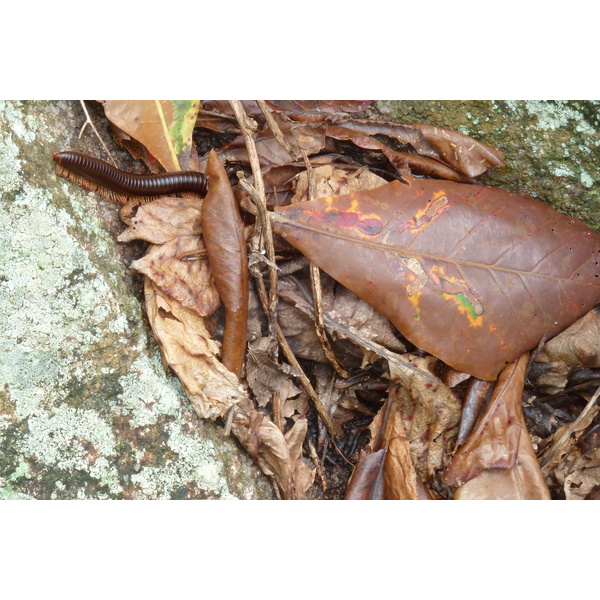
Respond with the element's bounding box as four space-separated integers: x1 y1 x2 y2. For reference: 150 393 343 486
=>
53 151 208 198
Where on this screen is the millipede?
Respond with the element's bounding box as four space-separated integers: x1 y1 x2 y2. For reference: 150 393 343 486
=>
53 151 208 204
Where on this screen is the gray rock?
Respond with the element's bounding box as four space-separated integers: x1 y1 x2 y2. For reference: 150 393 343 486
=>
0 100 273 499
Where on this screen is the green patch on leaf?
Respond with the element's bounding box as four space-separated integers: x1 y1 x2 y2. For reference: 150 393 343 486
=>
169 101 200 155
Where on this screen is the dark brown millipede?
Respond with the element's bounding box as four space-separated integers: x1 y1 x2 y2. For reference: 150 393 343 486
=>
53 151 208 197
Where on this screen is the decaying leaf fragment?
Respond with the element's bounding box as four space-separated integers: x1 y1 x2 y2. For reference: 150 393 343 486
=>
271 176 600 380
388 356 461 480
117 196 203 244
321 118 505 179
346 387 436 500
370 392 431 500
131 236 220 318
230 404 314 500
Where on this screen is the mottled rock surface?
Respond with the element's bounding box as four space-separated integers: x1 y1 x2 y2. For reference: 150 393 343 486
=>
0 100 273 499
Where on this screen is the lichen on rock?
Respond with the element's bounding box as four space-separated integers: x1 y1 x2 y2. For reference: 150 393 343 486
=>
0 100 272 500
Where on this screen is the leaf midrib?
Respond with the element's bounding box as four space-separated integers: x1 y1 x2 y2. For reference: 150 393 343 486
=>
270 212 598 286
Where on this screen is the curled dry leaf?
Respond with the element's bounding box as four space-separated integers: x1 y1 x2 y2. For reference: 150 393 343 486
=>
344 449 386 499
201 150 249 379
450 358 550 500
444 353 530 487
103 100 200 171
532 308 600 393
117 196 203 244
325 125 472 183
144 278 245 419
370 394 424 500
231 408 314 500
455 378 493 447
271 176 600 381
453 424 551 500
323 118 505 178
131 236 220 318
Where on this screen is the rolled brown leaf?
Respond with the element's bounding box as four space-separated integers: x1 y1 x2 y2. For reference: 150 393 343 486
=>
201 150 249 379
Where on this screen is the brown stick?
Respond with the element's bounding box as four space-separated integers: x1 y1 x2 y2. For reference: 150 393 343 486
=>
302 149 351 379
253 274 337 438
230 101 279 354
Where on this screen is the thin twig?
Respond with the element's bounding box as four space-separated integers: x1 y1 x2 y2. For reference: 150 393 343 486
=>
253 273 337 438
230 101 279 354
302 149 351 379
307 439 327 492
78 101 118 167
272 392 283 432
257 100 298 158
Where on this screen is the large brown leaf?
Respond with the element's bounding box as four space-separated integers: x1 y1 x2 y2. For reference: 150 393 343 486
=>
270 176 600 380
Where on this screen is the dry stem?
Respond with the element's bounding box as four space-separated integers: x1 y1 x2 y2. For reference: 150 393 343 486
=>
302 149 351 379
230 101 279 352
78 101 118 167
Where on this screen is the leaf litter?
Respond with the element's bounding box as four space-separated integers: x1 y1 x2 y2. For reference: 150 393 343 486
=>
54 100 600 500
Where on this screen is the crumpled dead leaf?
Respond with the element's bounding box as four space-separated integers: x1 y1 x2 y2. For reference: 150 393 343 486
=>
246 336 302 408
290 164 388 205
144 278 245 419
444 354 530 486
117 196 203 244
322 118 505 178
131 236 220 318
278 275 405 369
370 392 430 500
231 405 314 499
447 353 551 499
532 308 600 393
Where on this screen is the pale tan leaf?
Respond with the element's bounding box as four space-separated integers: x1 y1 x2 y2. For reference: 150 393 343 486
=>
117 196 203 244
132 237 220 318
532 308 600 393
144 278 244 419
